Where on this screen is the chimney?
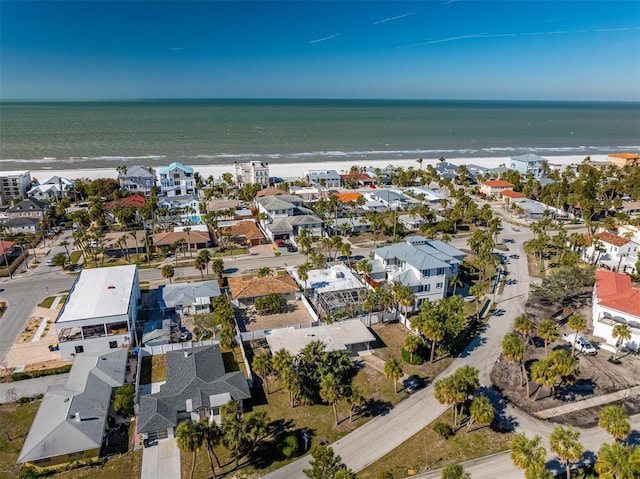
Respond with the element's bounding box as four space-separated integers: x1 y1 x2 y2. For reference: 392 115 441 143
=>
75 412 81 422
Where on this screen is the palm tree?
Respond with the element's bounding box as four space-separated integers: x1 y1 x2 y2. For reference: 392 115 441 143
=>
612 324 632 360
211 257 224 282
60 239 70 257
530 358 557 401
184 226 192 257
130 231 140 263
198 249 211 276
598 405 631 442
550 425 584 479
161 264 174 284
196 419 221 477
537 319 560 357
320 373 343 425
567 313 586 357
175 421 202 479
467 396 494 432
502 333 528 395
422 316 445 363
194 255 206 280
404 334 422 364
346 385 366 423
448 272 463 296
468 283 484 321
296 262 311 290
510 433 547 475
594 442 639 479
221 401 247 468
514 314 535 345
384 358 403 393
252 352 274 394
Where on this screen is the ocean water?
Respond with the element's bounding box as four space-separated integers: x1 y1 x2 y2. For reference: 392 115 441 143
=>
0 99 638 171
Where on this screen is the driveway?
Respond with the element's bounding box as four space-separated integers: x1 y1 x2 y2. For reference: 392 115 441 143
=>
141 437 181 479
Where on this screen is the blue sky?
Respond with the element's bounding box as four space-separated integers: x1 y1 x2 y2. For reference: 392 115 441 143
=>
1 1 639 101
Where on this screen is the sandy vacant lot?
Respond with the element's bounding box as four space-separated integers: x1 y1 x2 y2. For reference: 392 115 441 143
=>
238 299 314 332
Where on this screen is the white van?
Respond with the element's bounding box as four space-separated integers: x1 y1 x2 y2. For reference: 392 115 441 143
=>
562 332 597 355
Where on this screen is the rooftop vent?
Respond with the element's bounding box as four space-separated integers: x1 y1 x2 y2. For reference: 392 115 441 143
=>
108 285 116 289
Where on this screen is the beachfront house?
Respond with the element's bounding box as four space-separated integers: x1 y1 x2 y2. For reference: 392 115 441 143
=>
304 169 342 188
592 270 640 352
54 265 140 360
367 236 465 311
118 165 157 196
510 154 547 177
0 171 31 207
159 162 196 197
607 152 640 168
17 349 128 468
234 161 270 188
137 344 251 443
27 176 74 201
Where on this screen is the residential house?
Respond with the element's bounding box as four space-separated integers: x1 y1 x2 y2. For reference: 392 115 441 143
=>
592 270 640 352
340 173 375 187
304 169 342 188
2 197 49 233
368 236 465 310
159 162 196 197
17 349 128 467
583 230 638 274
434 161 459 179
620 200 640 218
607 152 640 168
118 165 157 195
256 195 323 242
510 154 547 177
228 274 300 308
501 189 527 201
54 265 140 360
509 198 550 220
153 230 211 253
158 194 200 216
234 161 270 187
325 217 371 236
479 180 515 197
365 190 419 210
27 176 74 201
289 186 325 202
105 195 146 224
229 220 265 246
0 170 31 206
0 240 15 262
137 344 251 442
158 281 221 316
333 192 363 204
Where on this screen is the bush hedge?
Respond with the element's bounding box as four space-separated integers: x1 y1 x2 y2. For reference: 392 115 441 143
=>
401 346 427 366
11 365 72 381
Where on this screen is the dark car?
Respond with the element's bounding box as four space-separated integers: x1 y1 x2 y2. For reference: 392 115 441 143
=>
286 244 297 252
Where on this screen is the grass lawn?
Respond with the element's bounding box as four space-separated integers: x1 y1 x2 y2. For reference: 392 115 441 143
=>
37 296 55 308
358 410 515 479
138 354 167 385
0 301 6 319
69 251 82 265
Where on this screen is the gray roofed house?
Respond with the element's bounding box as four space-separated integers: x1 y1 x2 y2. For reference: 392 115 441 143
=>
118 165 157 196
157 280 222 316
510 153 547 177
366 190 419 210
137 344 251 441
18 349 128 467
369 237 465 313
1 216 41 234
257 194 323 242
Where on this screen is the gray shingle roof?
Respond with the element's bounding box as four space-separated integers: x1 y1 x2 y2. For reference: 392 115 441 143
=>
18 349 127 463
137 344 251 434
158 281 221 310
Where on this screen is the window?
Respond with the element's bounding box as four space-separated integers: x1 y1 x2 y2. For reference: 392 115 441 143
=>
425 284 431 292
34 458 52 464
109 341 118 349
75 345 84 354
436 282 443 289
437 268 445 276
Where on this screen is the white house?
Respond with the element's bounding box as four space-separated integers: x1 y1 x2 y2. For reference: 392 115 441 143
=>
592 270 640 352
27 176 74 201
510 154 547 177
234 161 270 187
583 230 638 274
158 281 222 316
368 236 465 309
304 169 342 188
118 165 157 195
159 162 196 197
479 180 515 197
256 194 324 241
54 265 141 360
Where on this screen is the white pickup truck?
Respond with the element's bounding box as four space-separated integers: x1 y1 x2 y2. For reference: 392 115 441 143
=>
561 332 597 355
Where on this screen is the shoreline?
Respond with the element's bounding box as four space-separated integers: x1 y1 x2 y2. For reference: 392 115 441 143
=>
26 154 606 183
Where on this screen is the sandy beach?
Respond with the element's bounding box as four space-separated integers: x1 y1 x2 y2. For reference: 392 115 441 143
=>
27 154 606 183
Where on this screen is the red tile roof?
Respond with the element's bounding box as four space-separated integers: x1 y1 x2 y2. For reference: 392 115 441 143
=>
0 240 14 256
501 189 526 199
228 275 299 299
230 221 264 241
609 152 640 160
333 192 363 203
595 270 640 318
596 231 630 247
340 174 373 183
105 194 146 209
481 180 514 188
153 231 210 247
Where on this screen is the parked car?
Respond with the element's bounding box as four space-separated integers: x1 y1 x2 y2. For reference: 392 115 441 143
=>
561 332 597 355
275 239 285 247
286 244 297 252
46 258 54 266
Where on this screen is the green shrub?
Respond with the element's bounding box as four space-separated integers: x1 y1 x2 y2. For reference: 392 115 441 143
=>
276 433 299 459
113 384 135 417
12 365 72 381
400 346 427 365
432 421 453 439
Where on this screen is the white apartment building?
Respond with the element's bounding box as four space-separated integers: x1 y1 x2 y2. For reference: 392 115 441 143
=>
0 171 31 206
159 162 196 197
54 265 141 360
234 161 270 187
304 169 342 188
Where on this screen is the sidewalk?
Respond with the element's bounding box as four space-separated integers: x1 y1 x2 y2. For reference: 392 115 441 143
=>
535 385 640 419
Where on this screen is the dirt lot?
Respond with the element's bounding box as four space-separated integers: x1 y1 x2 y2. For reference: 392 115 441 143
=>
492 292 640 428
236 299 314 332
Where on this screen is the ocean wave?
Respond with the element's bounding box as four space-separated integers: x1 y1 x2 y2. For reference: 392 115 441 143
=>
2 145 637 168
